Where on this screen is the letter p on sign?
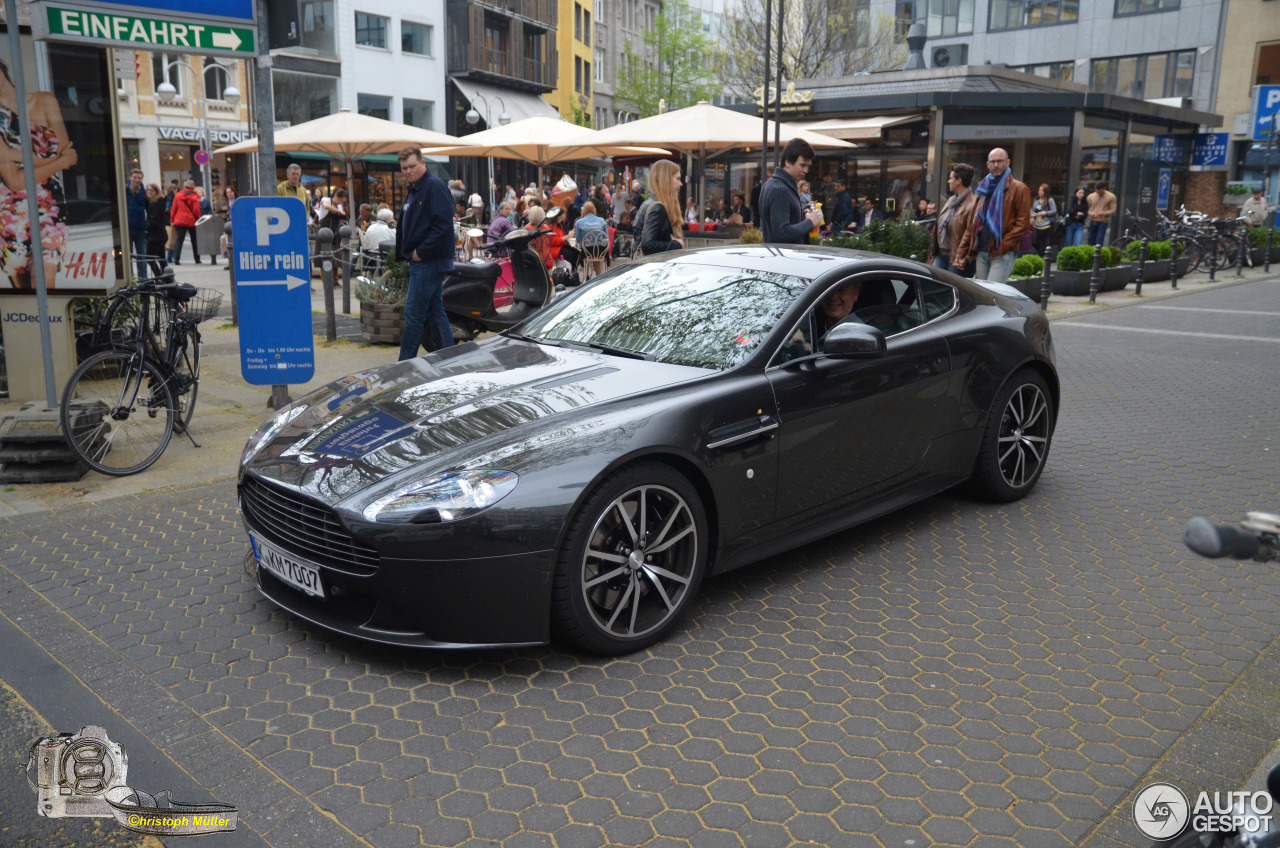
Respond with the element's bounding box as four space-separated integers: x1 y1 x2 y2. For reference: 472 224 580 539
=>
255 207 291 246
1268 90 1280 109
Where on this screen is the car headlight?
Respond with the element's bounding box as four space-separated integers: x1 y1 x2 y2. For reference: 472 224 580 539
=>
362 470 519 523
241 404 308 465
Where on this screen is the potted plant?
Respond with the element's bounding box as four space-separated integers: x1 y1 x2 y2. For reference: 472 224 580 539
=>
1100 245 1133 291
738 225 763 245
1050 245 1100 296
356 259 409 344
1223 184 1252 206
1247 226 1280 264
1007 254 1045 299
1122 239 1174 282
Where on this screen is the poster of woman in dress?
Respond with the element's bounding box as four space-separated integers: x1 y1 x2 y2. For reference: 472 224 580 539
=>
0 23 116 293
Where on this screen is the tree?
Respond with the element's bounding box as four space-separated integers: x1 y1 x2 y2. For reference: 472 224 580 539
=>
718 2 907 102
614 0 723 118
569 101 592 128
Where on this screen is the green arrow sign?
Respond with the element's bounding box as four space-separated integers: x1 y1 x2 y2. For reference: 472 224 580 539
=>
43 6 256 54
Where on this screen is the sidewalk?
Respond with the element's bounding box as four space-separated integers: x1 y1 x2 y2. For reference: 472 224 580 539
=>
1 257 1276 517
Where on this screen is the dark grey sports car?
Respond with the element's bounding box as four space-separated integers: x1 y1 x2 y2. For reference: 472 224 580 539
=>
238 246 1057 654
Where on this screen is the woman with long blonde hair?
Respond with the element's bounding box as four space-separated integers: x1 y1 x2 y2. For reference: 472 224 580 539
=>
640 159 685 255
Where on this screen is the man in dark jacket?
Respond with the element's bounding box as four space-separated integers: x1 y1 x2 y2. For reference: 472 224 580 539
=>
830 179 854 233
125 168 148 279
396 148 456 360
758 139 823 244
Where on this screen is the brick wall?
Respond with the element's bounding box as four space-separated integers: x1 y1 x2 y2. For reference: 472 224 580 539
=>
1184 171 1227 217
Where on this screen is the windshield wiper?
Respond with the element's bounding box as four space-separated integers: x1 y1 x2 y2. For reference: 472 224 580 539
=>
561 340 652 360
502 331 560 346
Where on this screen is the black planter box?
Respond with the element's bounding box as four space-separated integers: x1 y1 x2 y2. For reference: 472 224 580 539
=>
1126 258 1170 283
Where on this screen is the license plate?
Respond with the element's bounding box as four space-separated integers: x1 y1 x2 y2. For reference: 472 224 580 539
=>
250 534 326 599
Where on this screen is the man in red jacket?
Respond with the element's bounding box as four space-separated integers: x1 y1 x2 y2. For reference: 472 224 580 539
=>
169 179 203 264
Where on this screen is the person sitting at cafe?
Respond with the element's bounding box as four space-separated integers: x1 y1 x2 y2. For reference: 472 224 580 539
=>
573 201 610 278
524 206 561 269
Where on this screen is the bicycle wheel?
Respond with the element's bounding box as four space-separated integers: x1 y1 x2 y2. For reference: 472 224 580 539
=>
1204 236 1232 272
1109 234 1135 256
1179 240 1204 273
170 323 200 433
60 350 176 476
96 293 147 353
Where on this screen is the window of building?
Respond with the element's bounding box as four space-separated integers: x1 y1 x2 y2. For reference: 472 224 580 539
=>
404 98 434 130
575 56 582 93
1115 0 1178 15
402 21 433 56
300 1 337 57
1256 43 1280 86
584 62 591 96
358 93 391 120
1090 49 1195 100
920 0 974 37
989 0 1078 31
584 10 591 45
595 48 605 80
595 0 604 18
1021 61 1075 82
203 57 233 100
152 53 183 97
895 0 915 38
851 0 871 48
273 71 336 125
355 12 388 48
575 4 582 40
484 23 509 75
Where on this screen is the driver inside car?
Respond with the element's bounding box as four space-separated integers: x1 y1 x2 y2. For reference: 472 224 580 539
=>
779 280 864 362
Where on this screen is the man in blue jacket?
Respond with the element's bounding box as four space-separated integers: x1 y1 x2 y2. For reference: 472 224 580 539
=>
830 178 854 233
758 139 823 244
395 147 456 360
125 168 148 279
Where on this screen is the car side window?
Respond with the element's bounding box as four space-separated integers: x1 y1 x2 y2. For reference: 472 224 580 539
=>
919 278 956 322
853 277 924 338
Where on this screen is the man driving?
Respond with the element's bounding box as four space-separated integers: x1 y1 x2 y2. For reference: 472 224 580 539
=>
817 280 862 338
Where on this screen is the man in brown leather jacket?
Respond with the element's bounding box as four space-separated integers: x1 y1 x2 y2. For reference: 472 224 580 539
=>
968 147 1031 283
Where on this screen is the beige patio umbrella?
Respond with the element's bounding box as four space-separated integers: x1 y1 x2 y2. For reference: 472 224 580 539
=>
426 114 669 191
550 101 854 217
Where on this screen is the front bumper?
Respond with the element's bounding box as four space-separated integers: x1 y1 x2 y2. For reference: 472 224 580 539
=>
243 542 556 649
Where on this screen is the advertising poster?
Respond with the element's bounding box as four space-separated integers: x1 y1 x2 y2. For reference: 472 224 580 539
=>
0 24 119 293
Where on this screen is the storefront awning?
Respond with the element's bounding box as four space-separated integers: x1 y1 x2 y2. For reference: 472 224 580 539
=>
450 78 558 125
790 115 920 141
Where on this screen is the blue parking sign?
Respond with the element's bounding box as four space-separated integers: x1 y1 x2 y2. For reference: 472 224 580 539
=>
232 197 315 385
1156 169 1171 212
1253 85 1280 142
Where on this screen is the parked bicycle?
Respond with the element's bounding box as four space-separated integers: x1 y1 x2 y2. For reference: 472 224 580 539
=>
59 271 222 476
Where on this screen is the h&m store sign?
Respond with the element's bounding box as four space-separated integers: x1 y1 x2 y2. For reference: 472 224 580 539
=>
158 127 251 145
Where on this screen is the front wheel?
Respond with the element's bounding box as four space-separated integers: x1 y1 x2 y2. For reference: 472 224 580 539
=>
967 370 1054 502
552 463 709 654
60 350 176 476
171 325 200 433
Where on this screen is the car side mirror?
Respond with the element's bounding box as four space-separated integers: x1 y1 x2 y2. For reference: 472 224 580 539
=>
821 322 886 358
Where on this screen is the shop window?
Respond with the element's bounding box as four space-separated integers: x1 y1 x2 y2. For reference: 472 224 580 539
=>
357 93 391 121
989 0 1078 31
355 12 388 48
404 98 434 130
402 21 433 56
1115 0 1178 15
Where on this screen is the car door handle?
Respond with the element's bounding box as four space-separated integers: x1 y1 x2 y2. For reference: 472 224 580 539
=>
707 415 778 450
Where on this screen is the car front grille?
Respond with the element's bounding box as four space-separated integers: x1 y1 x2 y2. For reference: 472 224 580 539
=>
239 475 379 576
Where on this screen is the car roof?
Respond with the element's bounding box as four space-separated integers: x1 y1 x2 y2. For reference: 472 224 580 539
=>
656 244 925 281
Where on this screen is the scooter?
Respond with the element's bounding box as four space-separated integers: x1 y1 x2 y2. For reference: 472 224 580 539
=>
434 205 565 345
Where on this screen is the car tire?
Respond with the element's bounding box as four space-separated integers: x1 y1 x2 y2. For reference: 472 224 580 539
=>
551 462 709 655
967 369 1054 503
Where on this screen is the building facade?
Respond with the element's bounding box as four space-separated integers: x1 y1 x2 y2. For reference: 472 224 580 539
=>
590 0 662 129
549 0 594 123
1215 0 1280 204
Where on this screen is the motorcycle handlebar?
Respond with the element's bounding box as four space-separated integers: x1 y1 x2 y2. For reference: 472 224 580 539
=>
1184 517 1262 560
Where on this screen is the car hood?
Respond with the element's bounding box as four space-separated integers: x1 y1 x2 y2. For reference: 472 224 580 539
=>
244 337 707 500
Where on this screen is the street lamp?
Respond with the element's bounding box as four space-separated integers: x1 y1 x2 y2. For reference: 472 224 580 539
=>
156 59 241 203
465 93 511 218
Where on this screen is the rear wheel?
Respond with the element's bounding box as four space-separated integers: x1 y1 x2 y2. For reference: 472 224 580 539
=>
60 350 175 476
170 324 200 433
968 370 1054 502
552 462 709 654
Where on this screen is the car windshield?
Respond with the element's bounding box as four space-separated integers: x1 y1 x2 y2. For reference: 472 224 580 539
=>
517 261 809 370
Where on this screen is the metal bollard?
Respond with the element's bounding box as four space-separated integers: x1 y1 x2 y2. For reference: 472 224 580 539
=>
1170 236 1179 289
340 225 353 315
1267 224 1275 274
1134 239 1148 297
316 227 337 343
1208 236 1216 281
1087 243 1103 303
1039 245 1054 311
224 221 238 326
1234 231 1247 277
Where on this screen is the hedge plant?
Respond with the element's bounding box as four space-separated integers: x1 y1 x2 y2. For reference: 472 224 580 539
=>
1122 240 1175 262
822 220 932 260
1012 254 1044 277
1246 227 1280 249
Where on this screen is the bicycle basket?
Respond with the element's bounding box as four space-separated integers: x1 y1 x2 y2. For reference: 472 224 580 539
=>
183 289 224 323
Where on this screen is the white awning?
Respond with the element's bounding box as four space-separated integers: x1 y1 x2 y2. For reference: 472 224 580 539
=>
791 114 920 141
450 78 558 125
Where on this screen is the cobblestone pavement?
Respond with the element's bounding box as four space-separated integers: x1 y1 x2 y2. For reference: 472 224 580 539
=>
1 279 1278 848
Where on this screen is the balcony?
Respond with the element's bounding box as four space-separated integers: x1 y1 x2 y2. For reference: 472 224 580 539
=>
485 47 508 76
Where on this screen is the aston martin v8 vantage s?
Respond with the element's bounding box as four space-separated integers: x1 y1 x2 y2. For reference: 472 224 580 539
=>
238 246 1058 654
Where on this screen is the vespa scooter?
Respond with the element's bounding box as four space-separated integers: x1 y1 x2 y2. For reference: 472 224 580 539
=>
431 205 564 346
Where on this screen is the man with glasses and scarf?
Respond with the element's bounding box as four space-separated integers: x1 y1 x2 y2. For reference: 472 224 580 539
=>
967 147 1030 283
